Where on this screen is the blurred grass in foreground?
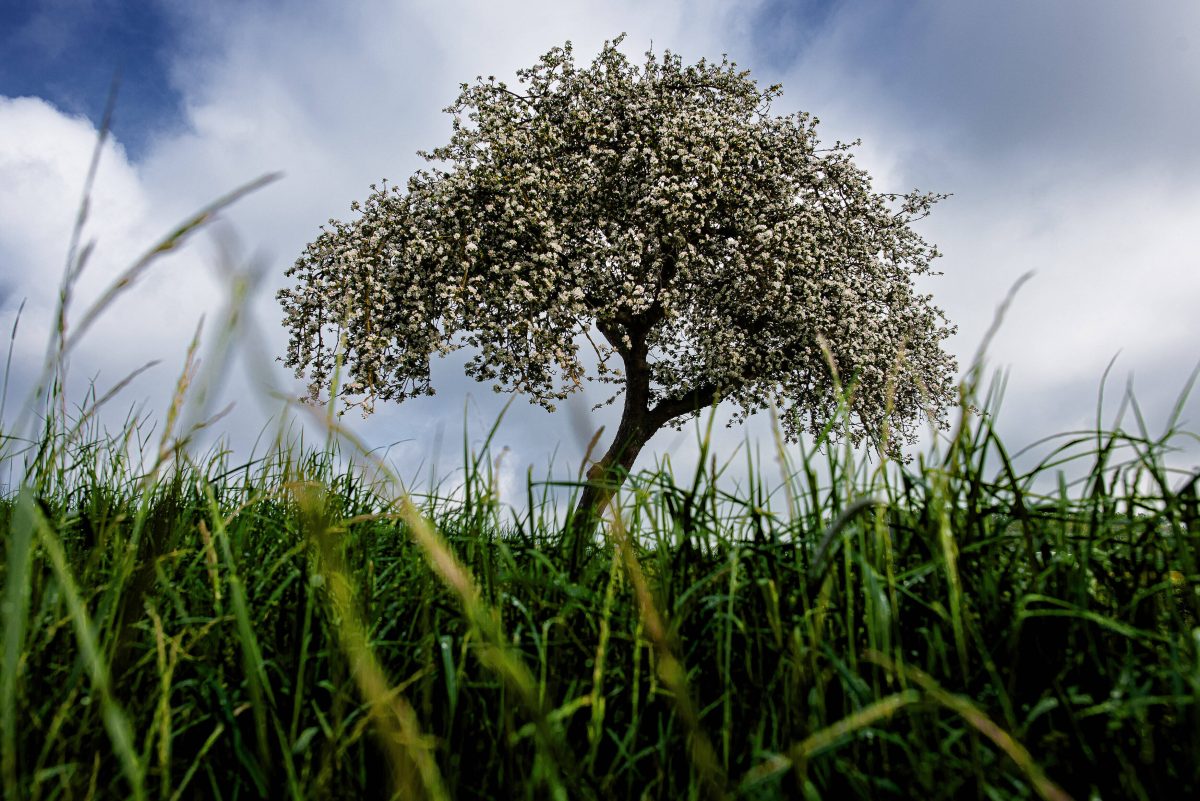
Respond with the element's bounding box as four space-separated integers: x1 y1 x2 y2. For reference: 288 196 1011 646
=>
3 357 1199 801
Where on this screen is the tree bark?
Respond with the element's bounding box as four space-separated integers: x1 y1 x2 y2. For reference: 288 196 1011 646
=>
564 342 721 571
565 334 652 569
567 402 652 566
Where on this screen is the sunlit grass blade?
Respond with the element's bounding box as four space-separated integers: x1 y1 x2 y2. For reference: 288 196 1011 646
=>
868 652 1074 801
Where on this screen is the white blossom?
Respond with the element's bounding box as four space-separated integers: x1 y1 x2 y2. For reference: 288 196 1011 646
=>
279 35 957 462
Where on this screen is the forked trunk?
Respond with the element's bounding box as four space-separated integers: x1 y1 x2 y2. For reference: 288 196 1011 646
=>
563 329 720 572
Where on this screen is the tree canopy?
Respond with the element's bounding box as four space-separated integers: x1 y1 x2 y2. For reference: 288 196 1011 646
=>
280 36 958 505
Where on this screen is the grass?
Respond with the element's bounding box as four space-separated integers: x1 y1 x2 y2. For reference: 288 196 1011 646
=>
1 148 1198 800
3 369 1199 801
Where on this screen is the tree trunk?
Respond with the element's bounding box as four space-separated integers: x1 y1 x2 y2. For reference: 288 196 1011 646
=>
567 406 652 567
565 338 654 572
563 324 721 572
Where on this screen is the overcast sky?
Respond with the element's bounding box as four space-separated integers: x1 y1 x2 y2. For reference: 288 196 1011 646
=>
2 0 1198 501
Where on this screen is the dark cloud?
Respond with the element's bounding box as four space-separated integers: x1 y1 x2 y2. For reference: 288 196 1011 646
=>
790 0 1200 181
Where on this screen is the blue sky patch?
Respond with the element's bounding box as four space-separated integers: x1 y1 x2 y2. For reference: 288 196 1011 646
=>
0 0 183 158
748 0 841 69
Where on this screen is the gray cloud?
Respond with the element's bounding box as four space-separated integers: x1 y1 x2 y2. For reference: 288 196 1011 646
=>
732 0 1200 476
775 1 1200 179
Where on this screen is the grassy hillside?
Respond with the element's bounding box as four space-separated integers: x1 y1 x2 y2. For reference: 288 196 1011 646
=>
2 370 1198 800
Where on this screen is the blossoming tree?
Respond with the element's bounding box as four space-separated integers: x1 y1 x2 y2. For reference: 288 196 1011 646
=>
279 36 958 533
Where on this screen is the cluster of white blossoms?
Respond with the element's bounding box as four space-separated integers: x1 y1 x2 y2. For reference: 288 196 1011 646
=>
279 35 957 456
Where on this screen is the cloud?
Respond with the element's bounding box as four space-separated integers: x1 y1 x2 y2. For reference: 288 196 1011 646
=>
770 1 1200 177
739 0 1200 472
0 96 219 420
3 0 1198 502
0 97 144 303
1 1 762 495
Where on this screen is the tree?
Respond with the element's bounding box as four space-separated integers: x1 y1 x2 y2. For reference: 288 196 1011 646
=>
279 35 958 541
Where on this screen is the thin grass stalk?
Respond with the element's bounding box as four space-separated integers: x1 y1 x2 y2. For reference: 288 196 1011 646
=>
605 496 728 801
144 604 180 801
0 490 36 800
721 547 738 773
294 482 449 801
26 491 145 801
737 689 921 790
167 723 225 801
868 651 1074 801
585 542 622 770
287 407 579 799
1 299 27 433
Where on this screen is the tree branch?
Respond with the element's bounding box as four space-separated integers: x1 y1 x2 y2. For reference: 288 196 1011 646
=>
595 318 626 357
648 382 721 428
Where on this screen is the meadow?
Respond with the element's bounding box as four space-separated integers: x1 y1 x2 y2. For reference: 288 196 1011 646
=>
0 168 1197 801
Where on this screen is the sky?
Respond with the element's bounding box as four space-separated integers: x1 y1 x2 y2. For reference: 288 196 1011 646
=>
2 0 1199 503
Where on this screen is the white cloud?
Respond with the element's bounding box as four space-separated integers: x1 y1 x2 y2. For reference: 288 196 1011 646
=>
0 96 225 431
0 96 144 307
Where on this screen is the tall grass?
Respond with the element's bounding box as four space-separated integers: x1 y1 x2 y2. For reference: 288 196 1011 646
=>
0 158 1197 800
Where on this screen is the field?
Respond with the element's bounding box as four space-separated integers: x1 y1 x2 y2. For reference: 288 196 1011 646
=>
2 357 1198 801
1 176 1198 801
